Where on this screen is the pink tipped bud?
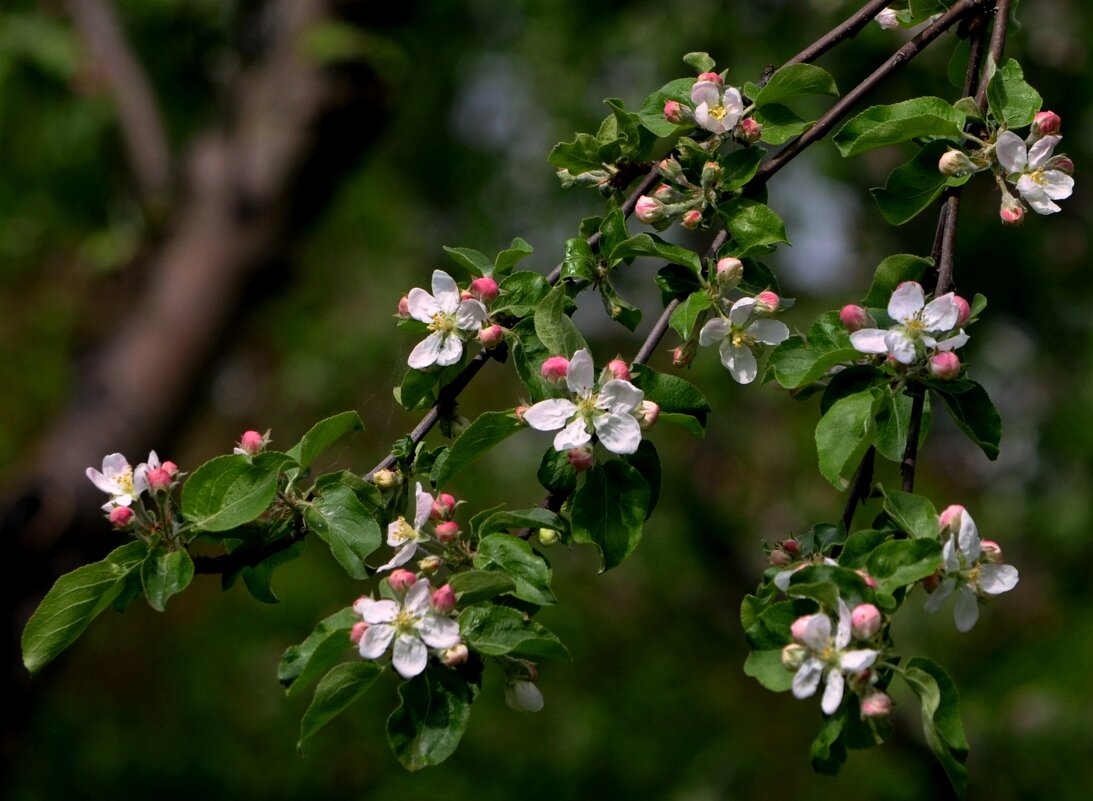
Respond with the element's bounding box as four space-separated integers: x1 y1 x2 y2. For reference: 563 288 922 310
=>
781 538 801 555
1032 110 1061 137
939 504 966 534
921 573 941 593
672 346 694 368
855 570 878 590
1047 155 1074 175
635 195 665 225
388 569 417 593
441 643 469 666
653 183 675 201
938 149 976 178
418 555 442 574
979 540 1004 563
514 405 528 424
781 643 807 670
638 400 660 429
696 71 723 85
701 161 722 187
470 276 499 303
851 603 882 640
952 295 971 326
431 583 457 613
478 324 505 348
860 691 893 718
769 549 792 567
874 8 899 29
238 429 265 455
567 447 595 472
161 460 179 477
398 295 410 316
541 356 570 384
658 157 686 183
716 256 744 288
349 621 369 645
756 290 780 313
431 493 457 520
1000 196 1025 225
739 117 762 142
929 351 961 380
372 468 399 489
681 210 703 230
663 100 685 124
607 357 631 381
839 304 873 332
435 520 461 544
109 506 134 527
462 290 476 302
147 467 173 492
790 614 815 644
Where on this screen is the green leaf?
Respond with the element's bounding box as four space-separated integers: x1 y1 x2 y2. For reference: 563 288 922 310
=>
534 285 587 358
638 77 694 137
304 484 382 579
838 529 892 569
810 710 848 775
744 649 794 692
387 666 479 771
929 380 1001 460
821 365 883 415
537 447 577 494
442 245 491 277
867 539 943 595
986 58 1042 129
624 440 661 519
872 142 968 226
630 364 711 432
548 133 609 177
719 146 766 192
787 565 873 610
286 411 364 470
21 541 148 673
655 263 704 304
511 320 554 403
863 254 933 307
752 104 812 145
669 291 713 340
312 470 383 512
683 52 716 74
477 508 570 539
753 64 838 107
815 390 880 490
560 237 596 283
598 210 630 256
298 662 383 754
494 271 550 318
745 600 799 650
719 198 789 257
140 547 194 612
459 604 569 660
493 237 534 276
239 538 306 604
608 233 702 275
396 367 441 411
431 411 525 488
448 571 516 605
739 258 782 295
874 390 931 462
599 279 643 331
279 606 358 695
903 657 969 797
181 452 295 532
472 534 555 606
571 461 650 572
833 97 966 157
768 337 860 390
883 489 938 540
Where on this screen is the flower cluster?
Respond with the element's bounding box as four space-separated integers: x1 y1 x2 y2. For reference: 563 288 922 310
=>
698 291 790 384
403 270 492 369
87 450 180 522
379 482 467 571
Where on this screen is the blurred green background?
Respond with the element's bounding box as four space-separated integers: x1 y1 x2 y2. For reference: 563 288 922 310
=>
2 0 1091 799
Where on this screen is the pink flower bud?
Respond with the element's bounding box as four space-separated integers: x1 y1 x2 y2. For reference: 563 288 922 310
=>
1047 155 1074 175
952 295 971 326
435 520 461 543
388 569 417 593
567 447 595 472
607 357 631 381
839 304 872 332
756 290 780 312
147 467 173 491
238 430 265 455
653 183 675 201
441 643 469 666
1000 197 1025 225
696 71 723 85
672 346 694 368
979 540 1004 564
860 691 893 718
938 149 976 177
716 256 744 287
855 570 878 590
372 468 399 489
398 295 410 317
431 493 456 520
418 555 442 574
541 356 570 384
635 195 664 225
638 400 660 429
781 538 801 555
790 615 815 644
929 351 961 380
349 621 369 645
739 117 762 142
769 549 792 567
938 504 966 534
109 506 134 527
478 324 505 348
681 210 703 230
161 460 179 476
874 8 899 29
663 100 685 124
851 603 882 640
1032 110 1061 137
431 583 457 613
470 276 499 303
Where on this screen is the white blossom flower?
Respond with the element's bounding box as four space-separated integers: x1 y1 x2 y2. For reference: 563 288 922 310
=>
354 580 462 679
406 270 488 369
924 507 1019 632
995 131 1074 215
791 600 880 715
522 349 645 455
850 282 967 365
86 453 147 512
691 80 744 135
379 482 433 571
698 297 790 384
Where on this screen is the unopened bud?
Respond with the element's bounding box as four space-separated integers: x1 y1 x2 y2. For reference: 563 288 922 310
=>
938 149 976 178
839 304 873 332
607 357 631 381
672 345 694 368
739 117 762 142
238 429 265 455
538 528 561 546
701 160 722 187
952 295 971 326
349 621 369 645
1032 110 1062 137
657 157 686 183
716 257 744 289
460 289 474 301
663 100 685 124
505 679 544 713
147 467 173 492
855 569 878 590
161 460 179 477
372 468 399 489
1046 155 1074 175
681 210 703 230
979 540 1004 564
435 520 461 544
635 195 665 225
851 603 882 640
388 569 417 593
755 290 780 313
769 548 793 567
541 356 570 384
790 614 816 644
1000 196 1025 225
929 351 961 380
874 8 899 29
782 538 801 555
938 504 966 534
441 643 469 666
637 400 660 429
860 691 893 718
653 183 675 201
568 447 595 472
696 71 723 86
431 493 456 520
418 555 442 574
781 643 807 670
470 276 500 303
478 324 505 348
398 295 410 317
431 583 457 613
109 506 134 527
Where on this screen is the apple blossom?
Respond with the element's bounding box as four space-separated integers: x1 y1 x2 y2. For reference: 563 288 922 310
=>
634 195 665 225
86 453 147 511
522 349 646 455
349 621 368 645
1031 110 1061 137
839 304 873 332
1000 194 1025 225
696 71 723 85
849 282 968 365
469 276 499 303
860 691 892 718
637 400 660 429
388 569 417 593
567 447 595 472
397 295 410 317
681 210 703 229
435 521 460 544
478 324 504 348
441 643 469 666
431 584 457 613
875 8 899 29
663 100 685 124
851 604 882 639
691 80 743 135
606 357 631 381
353 580 462 679
995 131 1074 215
755 290 780 313
929 351 961 379
938 149 977 178
108 506 134 527
379 482 434 571
372 468 399 489
698 297 790 384
790 600 880 715
406 270 488 369
540 355 570 384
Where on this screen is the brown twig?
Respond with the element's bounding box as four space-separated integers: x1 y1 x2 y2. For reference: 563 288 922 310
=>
784 0 895 67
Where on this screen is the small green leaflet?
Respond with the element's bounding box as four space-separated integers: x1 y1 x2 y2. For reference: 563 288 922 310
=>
571 460 650 572
298 662 382 754
833 97 966 157
286 411 364 471
181 452 296 532
431 411 525 488
387 666 480 771
279 606 358 695
815 390 879 490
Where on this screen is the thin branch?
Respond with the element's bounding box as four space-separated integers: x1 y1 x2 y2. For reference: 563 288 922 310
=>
900 387 927 491
841 446 876 530
784 0 895 67
975 0 1013 109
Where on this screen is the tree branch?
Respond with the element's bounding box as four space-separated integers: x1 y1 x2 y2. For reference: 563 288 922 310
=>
784 0 895 67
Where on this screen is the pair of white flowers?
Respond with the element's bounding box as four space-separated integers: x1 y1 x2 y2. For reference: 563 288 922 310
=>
850 281 967 365
698 296 790 384
406 270 488 369
354 580 461 679
996 131 1073 215
86 451 163 511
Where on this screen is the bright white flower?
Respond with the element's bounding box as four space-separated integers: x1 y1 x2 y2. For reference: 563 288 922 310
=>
691 80 744 135
522 349 645 455
354 580 462 679
995 131 1074 215
924 507 1019 632
791 600 880 715
850 282 967 365
86 453 147 512
698 297 790 384
406 270 488 369
379 482 434 571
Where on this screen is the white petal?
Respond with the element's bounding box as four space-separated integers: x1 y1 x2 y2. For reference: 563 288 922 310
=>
1027 135 1060 169
821 670 845 715
359 623 395 658
888 282 924 323
1022 187 1062 215
392 634 428 678
378 542 418 572
418 614 461 648
690 80 721 107
936 330 969 351
836 599 852 650
958 511 980 561
773 568 796 591
144 451 160 469
408 331 445 369
431 270 460 314
921 293 960 332
693 102 713 131
792 659 824 699
433 334 464 367
523 399 577 432
86 467 119 495
360 599 399 624
942 535 960 572
924 577 956 613
721 87 744 127
884 330 916 364
850 329 889 354
954 585 980 632
722 341 758 384
840 649 879 672
407 287 439 323
594 412 642 455
566 349 595 396
749 319 790 346
404 580 432 614
456 299 488 331
698 318 730 347
102 453 130 479
995 131 1027 173
414 483 434 531
598 380 643 414
978 564 1019 595
554 417 592 451
802 613 832 651
1041 170 1074 201
729 297 757 326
